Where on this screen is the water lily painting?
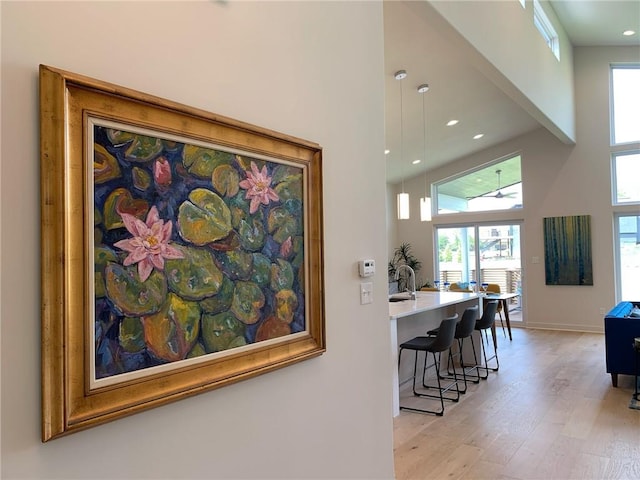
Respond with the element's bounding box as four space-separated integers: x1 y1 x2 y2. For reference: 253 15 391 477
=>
40 65 325 441
93 122 308 382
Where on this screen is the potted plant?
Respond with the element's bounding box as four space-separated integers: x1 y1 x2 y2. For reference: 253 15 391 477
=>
388 242 424 293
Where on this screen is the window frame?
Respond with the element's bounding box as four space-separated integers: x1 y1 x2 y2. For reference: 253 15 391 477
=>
611 150 640 205
610 65 640 146
533 0 560 60
610 65 640 302
433 154 523 216
613 213 640 302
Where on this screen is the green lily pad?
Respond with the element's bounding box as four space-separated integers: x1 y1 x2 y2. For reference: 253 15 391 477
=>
107 129 136 146
177 188 232 245
251 253 271 287
275 289 298 324
270 259 294 291
105 263 167 316
231 281 265 325
272 166 303 202
216 250 253 280
132 166 151 191
271 164 300 184
165 244 223 300
95 246 117 298
228 193 251 229
187 342 206 358
119 317 146 353
124 134 163 163
238 218 265 252
274 176 302 203
200 275 235 314
201 311 246 353
182 144 234 178
267 204 301 244
94 143 121 184
95 245 117 267
212 164 240 197
141 293 201 362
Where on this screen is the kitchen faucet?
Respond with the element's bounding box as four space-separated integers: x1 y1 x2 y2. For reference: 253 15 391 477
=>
395 265 416 300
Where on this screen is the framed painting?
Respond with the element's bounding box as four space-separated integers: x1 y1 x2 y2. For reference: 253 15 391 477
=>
543 215 593 286
40 65 325 441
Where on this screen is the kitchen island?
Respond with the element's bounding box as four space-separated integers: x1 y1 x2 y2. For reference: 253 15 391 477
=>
390 291 481 416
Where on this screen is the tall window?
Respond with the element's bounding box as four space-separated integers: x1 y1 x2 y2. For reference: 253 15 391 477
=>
611 65 639 302
611 66 639 205
613 151 640 204
611 66 640 145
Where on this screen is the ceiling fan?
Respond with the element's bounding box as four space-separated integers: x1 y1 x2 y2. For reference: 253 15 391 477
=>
483 169 517 199
468 169 517 200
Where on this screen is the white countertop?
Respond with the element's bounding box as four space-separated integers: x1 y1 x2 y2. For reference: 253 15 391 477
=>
388 291 479 320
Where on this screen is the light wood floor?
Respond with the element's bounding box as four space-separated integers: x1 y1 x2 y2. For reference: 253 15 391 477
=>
394 327 640 480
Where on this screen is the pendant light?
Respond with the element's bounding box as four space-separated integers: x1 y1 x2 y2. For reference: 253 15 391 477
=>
395 70 410 220
418 83 432 222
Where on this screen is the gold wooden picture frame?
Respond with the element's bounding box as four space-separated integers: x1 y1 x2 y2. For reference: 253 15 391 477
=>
40 65 325 441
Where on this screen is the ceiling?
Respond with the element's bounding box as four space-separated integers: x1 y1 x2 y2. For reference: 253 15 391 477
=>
384 0 640 186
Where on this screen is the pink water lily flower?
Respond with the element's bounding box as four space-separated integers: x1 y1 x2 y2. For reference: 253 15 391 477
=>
153 156 172 187
114 206 184 282
239 161 279 214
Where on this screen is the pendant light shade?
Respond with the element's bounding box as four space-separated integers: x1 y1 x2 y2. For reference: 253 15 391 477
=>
398 192 410 220
418 83 431 222
395 70 410 220
420 196 432 222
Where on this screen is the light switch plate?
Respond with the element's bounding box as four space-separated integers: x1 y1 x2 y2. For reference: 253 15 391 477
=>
360 282 373 305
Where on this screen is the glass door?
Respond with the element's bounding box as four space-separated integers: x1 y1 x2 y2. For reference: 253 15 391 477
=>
435 223 523 322
435 226 476 289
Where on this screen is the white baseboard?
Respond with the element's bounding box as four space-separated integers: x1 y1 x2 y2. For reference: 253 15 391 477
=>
524 322 604 334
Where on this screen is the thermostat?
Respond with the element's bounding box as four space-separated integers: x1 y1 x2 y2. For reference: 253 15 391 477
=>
358 259 375 278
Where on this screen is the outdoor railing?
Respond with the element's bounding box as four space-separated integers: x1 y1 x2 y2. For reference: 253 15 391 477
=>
437 268 521 307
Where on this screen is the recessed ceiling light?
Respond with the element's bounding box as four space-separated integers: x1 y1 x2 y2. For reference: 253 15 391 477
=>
446 120 459 126
473 134 484 140
623 30 636 36
385 149 390 155
394 70 407 80
412 159 421 165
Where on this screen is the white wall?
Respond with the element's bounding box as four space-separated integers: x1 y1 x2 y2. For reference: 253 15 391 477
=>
428 0 576 144
1 2 394 478
392 45 640 333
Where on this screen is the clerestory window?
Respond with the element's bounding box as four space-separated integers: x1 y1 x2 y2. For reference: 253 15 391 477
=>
435 155 522 215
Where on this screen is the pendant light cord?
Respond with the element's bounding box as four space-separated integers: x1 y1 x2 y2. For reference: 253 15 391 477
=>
400 75 404 194
422 88 427 197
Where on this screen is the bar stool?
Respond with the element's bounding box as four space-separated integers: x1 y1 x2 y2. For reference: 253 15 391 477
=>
440 305 480 394
469 300 499 380
486 283 507 338
398 314 460 416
